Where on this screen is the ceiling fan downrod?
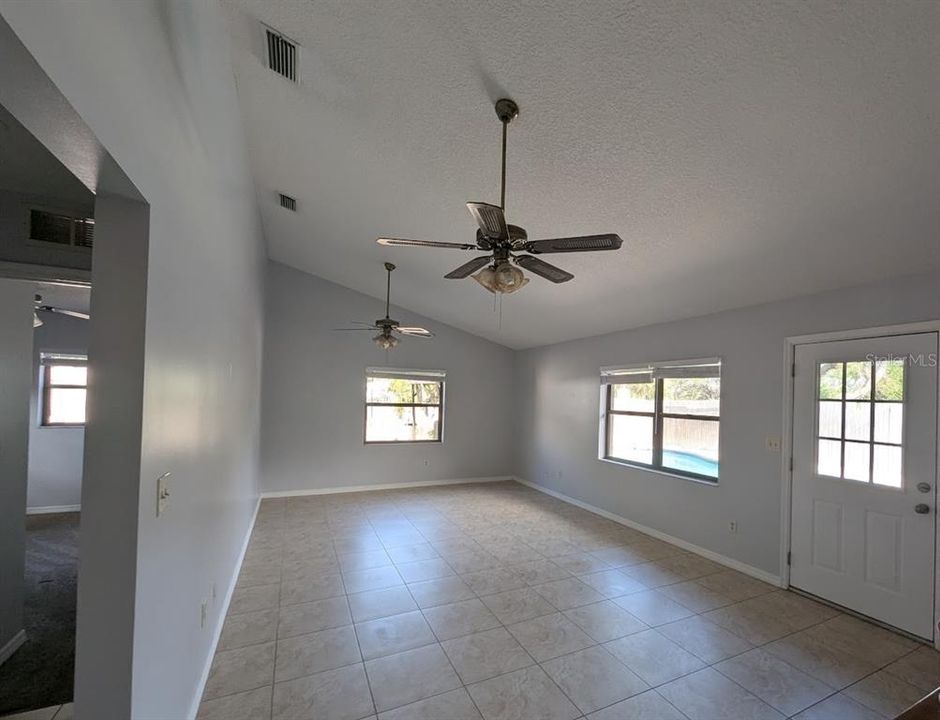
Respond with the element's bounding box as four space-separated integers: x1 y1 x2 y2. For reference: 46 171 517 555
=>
494 98 519 211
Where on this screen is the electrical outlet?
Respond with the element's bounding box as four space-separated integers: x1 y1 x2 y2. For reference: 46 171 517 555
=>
765 437 782 452
200 599 208 628
728 520 738 534
157 472 171 517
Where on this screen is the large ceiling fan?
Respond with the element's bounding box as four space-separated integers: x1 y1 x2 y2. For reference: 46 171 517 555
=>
33 294 90 328
335 262 434 350
377 98 623 294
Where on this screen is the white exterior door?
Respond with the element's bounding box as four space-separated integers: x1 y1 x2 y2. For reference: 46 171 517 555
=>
790 333 938 639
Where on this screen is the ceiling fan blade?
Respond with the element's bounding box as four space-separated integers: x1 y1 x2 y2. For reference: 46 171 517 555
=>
377 237 477 250
394 327 434 338
39 306 91 320
466 202 509 241
334 327 376 331
444 256 492 279
522 233 623 254
514 255 574 283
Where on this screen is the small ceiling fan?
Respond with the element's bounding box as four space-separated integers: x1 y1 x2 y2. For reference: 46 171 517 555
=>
377 98 623 294
334 262 434 350
33 294 90 328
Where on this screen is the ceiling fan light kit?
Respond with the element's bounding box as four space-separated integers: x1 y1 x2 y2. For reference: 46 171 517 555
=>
375 98 623 294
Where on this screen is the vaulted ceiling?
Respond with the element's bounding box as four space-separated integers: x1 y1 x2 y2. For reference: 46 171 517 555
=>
223 0 940 349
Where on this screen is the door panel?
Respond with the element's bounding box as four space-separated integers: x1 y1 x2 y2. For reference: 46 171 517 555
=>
790 333 938 639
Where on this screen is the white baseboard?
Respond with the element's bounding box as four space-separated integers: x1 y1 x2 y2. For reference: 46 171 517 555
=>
513 477 782 587
187 496 261 720
0 629 26 667
26 504 81 515
261 476 513 499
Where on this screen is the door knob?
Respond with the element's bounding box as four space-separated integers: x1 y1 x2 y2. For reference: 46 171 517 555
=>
915 504 930 514
917 482 932 493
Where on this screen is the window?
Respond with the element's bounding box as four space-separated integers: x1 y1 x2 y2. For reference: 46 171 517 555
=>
815 359 904 488
41 354 88 426
601 359 721 481
364 368 444 443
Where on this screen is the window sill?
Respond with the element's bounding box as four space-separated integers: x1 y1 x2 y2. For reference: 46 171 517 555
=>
598 457 719 486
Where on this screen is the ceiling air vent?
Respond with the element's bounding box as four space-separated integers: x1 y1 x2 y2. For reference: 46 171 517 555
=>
278 193 297 211
29 209 94 250
265 28 298 82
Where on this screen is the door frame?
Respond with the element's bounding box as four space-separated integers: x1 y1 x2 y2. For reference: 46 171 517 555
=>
780 320 940 647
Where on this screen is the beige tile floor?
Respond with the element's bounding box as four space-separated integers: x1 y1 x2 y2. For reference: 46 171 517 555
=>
195 481 936 720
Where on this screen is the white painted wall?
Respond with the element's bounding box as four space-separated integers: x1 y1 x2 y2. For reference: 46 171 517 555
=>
0 279 34 659
262 262 516 493
515 270 940 578
27 311 88 511
1 2 266 718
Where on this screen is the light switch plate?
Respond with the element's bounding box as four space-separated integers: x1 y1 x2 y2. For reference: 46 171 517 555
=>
157 472 171 517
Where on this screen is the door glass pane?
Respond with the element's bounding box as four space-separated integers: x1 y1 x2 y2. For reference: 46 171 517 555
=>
818 402 842 438
608 414 653 464
662 378 720 416
844 441 870 482
818 363 843 400
47 388 87 424
610 383 655 412
662 418 719 477
873 445 902 488
844 402 871 441
365 405 440 442
874 403 903 444
817 439 841 477
844 362 872 400
874 360 904 401
49 364 87 385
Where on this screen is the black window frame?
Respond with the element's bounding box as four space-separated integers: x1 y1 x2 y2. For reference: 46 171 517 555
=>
364 375 445 444
603 374 720 483
41 360 88 427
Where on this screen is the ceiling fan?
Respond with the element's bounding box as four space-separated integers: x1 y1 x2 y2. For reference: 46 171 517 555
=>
33 294 90 328
334 262 434 350
377 98 623 294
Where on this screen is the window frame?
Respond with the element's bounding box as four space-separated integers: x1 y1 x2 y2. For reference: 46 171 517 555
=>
601 361 721 483
363 371 445 445
40 357 88 428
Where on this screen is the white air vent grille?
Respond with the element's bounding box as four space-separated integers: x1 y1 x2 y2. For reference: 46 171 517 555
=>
265 28 298 82
29 209 94 250
279 194 297 211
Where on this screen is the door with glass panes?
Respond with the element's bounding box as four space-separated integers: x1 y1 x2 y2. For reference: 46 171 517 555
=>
790 333 938 639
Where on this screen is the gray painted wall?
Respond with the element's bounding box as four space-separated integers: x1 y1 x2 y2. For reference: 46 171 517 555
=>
28 311 88 510
0 280 33 658
515 270 940 577
1 2 266 718
262 262 516 493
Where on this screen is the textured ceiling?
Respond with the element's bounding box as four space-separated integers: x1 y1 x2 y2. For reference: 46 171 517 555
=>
223 0 940 349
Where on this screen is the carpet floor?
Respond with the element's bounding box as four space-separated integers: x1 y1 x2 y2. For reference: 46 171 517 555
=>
0 512 78 716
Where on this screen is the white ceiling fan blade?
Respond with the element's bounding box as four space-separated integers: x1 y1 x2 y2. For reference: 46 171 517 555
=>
40 306 91 320
466 202 509 241
394 327 434 338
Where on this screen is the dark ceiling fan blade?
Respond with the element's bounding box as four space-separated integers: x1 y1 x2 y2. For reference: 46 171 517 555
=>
466 202 509 241
39 306 91 320
394 326 434 338
377 237 477 250
444 256 492 279
514 255 574 283
334 327 376 331
522 234 623 254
